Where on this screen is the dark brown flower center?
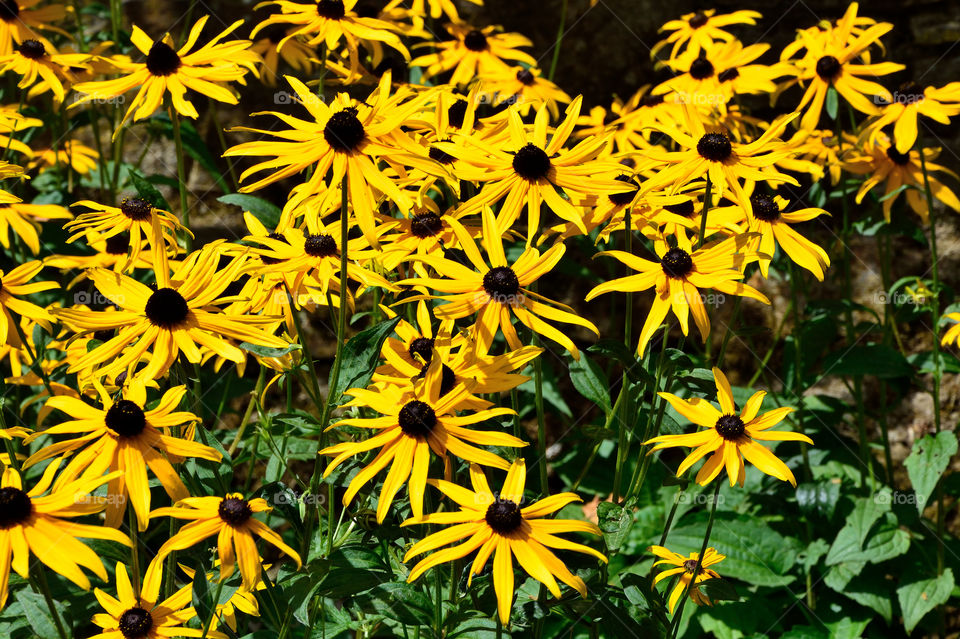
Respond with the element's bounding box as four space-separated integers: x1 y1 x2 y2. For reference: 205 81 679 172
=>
104 233 130 255
120 197 153 221
463 30 488 51
398 400 437 438
408 336 435 363
715 414 745 440
886 145 911 165
750 193 780 221
516 68 535 85
688 11 708 28
304 233 338 257
683 559 700 573
660 247 694 278
428 145 456 165
118 607 153 639
689 55 714 80
664 200 695 217
610 174 640 206
697 133 732 162
0 0 19 22
448 99 468 129
146 41 181 76
415 361 457 396
718 67 739 82
512 143 551 180
485 498 523 534
324 107 365 152
104 399 147 438
0 487 32 528
483 266 521 302
18 39 46 60
261 232 287 265
410 212 443 238
218 496 253 526
316 0 346 19
144 287 190 329
815 55 841 81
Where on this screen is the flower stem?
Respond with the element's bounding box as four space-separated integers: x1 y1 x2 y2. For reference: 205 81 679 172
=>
668 481 720 639
613 206 634 502
169 105 192 251
547 0 569 81
32 568 68 639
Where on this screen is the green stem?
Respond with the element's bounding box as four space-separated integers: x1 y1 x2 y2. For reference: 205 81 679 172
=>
547 0 569 81
32 568 68 639
613 206 633 502
534 346 548 495
169 105 191 250
127 504 141 594
200 577 225 639
668 481 720 639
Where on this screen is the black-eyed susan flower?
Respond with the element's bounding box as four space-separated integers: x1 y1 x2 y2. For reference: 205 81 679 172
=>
71 16 259 130
743 191 830 280
842 133 960 222
253 0 409 82
652 9 762 62
28 140 99 175
320 358 525 522
24 380 220 530
0 259 55 347
90 557 227 639
0 463 131 609
65 197 188 270
53 243 287 382
0 0 67 56
411 23 534 85
151 492 302 589
587 234 768 356
649 545 725 613
0 39 88 102
401 207 599 359
654 40 785 104
646 367 813 486
941 312 960 348
866 82 960 154
0 199 70 255
403 459 606 624
179 562 264 632
225 72 435 246
479 65 572 118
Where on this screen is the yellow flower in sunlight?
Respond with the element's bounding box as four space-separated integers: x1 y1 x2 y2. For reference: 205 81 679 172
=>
650 545 725 613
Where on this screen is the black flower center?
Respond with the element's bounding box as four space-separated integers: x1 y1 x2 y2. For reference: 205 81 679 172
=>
410 212 443 238
750 193 780 221
689 55 715 80
516 68 535 85
146 41 181 76
483 266 521 302
415 361 457 396
118 607 153 639
261 232 287 265
428 145 456 165
664 200 695 217
398 400 437 438
18 39 46 59
718 67 739 82
104 233 130 255
104 399 147 438
144 287 190 329
485 498 523 534
324 107 365 153
897 82 925 104
715 414 745 440
316 0 346 19
815 55 841 81
448 99 468 129
0 487 32 529
0 0 19 22
683 559 700 573
120 197 153 221
218 496 253 526
463 30 488 51
512 143 551 181
408 336 435 363
304 233 338 257
609 174 639 206
697 133 732 162
886 145 911 165
688 11 708 28
660 247 694 279
639 94 665 108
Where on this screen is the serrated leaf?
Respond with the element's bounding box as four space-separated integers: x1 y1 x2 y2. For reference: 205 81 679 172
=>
897 568 954 633
354 582 434 626
905 431 957 513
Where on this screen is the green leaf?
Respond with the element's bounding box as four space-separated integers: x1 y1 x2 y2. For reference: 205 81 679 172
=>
239 342 301 358
569 355 611 414
354 582 434 626
796 480 841 520
14 590 64 639
822 344 913 378
597 501 633 552
158 114 230 192
218 193 282 229
825 86 839 120
129 169 172 211
699 577 739 603
905 431 957 513
327 317 400 407
897 568 954 633
826 492 910 565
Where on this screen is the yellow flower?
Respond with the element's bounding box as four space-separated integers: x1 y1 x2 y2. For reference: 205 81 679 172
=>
411 23 534 85
27 140 99 175
652 9 762 62
0 198 71 255
0 0 68 57
403 459 606 624
151 492 302 589
0 259 55 347
649 545 725 613
646 367 813 486
0 39 89 103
